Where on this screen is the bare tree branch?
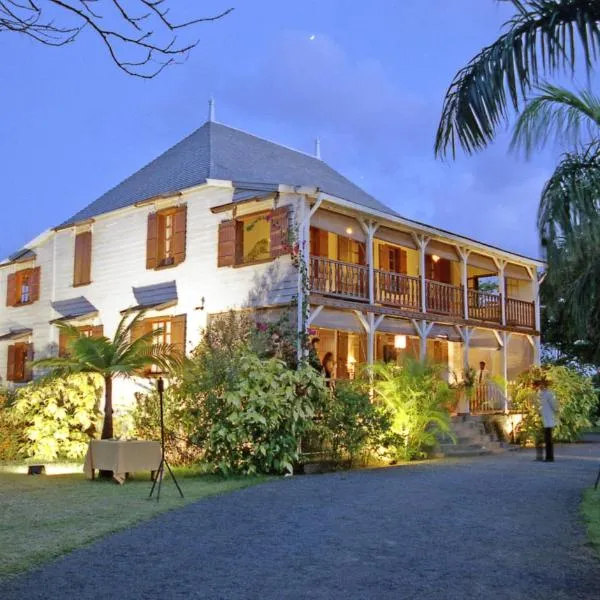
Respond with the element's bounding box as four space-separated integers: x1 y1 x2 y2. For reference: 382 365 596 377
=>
0 0 233 77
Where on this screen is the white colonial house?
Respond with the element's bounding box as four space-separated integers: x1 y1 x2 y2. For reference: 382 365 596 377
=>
0 112 543 416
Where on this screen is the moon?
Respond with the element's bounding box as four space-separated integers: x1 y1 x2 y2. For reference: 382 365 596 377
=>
309 34 316 41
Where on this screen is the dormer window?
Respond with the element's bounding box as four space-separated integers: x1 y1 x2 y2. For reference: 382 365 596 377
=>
146 206 187 270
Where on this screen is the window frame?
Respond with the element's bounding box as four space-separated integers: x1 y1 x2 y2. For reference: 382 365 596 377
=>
234 210 273 267
15 269 33 306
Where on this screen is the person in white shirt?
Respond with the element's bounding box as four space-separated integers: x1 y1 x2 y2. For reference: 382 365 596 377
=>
536 375 559 462
476 361 490 384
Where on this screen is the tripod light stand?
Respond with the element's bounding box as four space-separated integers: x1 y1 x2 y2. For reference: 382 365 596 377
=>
149 377 184 501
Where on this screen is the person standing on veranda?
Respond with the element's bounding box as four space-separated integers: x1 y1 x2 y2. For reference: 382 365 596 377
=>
537 376 559 462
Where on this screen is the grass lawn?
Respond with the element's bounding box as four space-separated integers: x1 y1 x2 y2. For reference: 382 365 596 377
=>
582 488 600 558
0 468 266 580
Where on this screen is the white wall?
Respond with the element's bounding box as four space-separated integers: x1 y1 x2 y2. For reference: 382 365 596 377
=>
0 185 298 409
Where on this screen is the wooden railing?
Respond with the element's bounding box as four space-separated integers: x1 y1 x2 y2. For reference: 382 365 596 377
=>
468 289 502 323
309 256 369 301
308 256 536 330
425 279 463 317
375 269 421 311
456 383 507 414
506 297 535 329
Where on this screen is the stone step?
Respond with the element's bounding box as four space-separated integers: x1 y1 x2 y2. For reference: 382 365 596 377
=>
440 444 492 457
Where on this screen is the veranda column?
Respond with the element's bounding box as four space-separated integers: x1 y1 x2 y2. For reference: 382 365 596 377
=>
359 219 380 305
500 331 510 413
412 319 434 362
412 234 430 314
457 247 471 320
493 257 507 326
296 198 308 359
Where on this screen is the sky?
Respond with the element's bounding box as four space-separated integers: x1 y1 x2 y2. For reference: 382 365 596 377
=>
0 0 566 260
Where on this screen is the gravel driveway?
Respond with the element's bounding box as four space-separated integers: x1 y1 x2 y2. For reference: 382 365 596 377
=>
3 444 600 600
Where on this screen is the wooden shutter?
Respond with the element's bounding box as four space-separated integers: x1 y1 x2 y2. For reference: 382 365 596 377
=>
379 245 390 271
58 331 69 357
91 325 104 338
336 332 349 379
6 273 16 307
24 344 34 382
235 220 245 264
170 314 187 356
131 318 150 342
30 267 41 302
6 345 16 381
357 242 366 265
437 258 452 284
73 231 92 286
399 249 408 274
173 205 187 266
338 236 351 262
146 213 159 270
425 254 433 280
217 220 237 267
270 206 290 258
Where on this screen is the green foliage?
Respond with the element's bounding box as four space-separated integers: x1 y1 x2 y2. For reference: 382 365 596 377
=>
204 354 327 475
510 365 596 443
309 380 396 467
0 387 20 461
130 388 202 466
33 309 184 440
436 0 600 157
372 359 455 460
11 374 102 461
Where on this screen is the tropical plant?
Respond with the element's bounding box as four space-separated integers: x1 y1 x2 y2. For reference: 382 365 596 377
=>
436 0 600 363
11 374 102 461
202 353 327 475
435 0 600 158
371 359 455 460
33 311 183 440
510 364 596 443
309 379 396 467
0 386 20 461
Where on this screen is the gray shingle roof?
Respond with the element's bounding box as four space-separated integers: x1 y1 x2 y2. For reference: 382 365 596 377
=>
133 281 177 309
57 121 397 228
51 297 98 319
0 328 33 341
8 248 36 263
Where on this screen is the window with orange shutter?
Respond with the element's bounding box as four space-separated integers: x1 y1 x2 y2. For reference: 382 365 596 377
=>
7 342 33 382
147 205 187 270
7 268 41 307
73 231 92 287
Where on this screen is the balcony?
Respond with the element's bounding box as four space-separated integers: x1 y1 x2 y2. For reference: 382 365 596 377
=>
309 256 536 330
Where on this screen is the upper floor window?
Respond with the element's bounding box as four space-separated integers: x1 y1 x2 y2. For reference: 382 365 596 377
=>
7 342 33 382
218 206 289 268
378 244 407 274
73 231 92 287
146 205 187 270
6 267 41 307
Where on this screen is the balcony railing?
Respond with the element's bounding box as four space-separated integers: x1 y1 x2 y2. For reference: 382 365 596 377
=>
308 256 536 329
309 256 369 302
468 289 502 323
506 297 535 329
426 279 463 317
375 269 421 311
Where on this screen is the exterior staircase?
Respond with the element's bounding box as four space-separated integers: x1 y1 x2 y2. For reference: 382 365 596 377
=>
438 415 505 457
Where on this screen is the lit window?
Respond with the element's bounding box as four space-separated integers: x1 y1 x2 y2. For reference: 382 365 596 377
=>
241 214 270 263
20 274 30 304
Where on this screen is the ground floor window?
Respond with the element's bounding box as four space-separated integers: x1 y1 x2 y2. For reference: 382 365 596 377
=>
311 328 366 380
7 342 33 382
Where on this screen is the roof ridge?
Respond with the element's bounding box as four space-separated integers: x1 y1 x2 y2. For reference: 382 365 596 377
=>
210 121 321 161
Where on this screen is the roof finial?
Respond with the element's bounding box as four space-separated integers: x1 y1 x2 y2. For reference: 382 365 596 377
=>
208 97 215 122
315 137 321 160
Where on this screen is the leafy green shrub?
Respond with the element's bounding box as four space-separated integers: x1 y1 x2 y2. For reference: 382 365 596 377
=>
205 354 326 475
131 387 202 465
372 359 455 460
309 380 396 467
0 387 20 461
510 365 596 443
12 374 102 461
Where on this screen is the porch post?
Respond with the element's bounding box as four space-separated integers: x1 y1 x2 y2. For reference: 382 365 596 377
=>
412 234 430 314
526 334 541 366
355 311 384 367
492 257 507 326
457 247 471 320
359 219 380 305
412 319 434 362
532 267 542 333
499 331 510 413
297 194 324 359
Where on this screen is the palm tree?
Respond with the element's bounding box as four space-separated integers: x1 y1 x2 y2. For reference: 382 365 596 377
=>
435 0 600 158
34 311 183 440
435 0 600 356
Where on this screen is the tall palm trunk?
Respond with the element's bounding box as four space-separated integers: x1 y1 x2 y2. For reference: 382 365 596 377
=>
101 375 113 440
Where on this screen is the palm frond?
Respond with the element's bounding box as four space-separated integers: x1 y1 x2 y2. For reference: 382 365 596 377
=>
511 83 600 156
435 0 600 158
